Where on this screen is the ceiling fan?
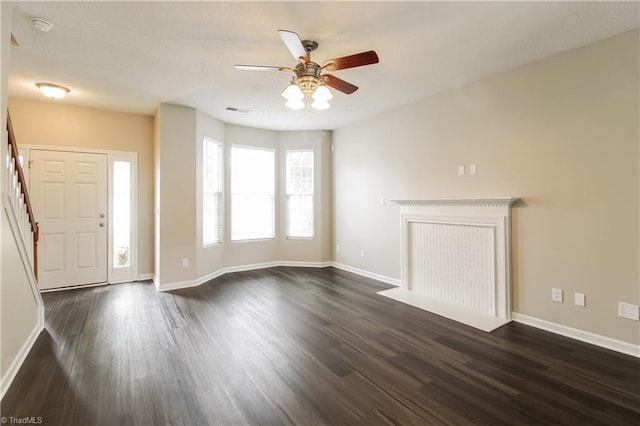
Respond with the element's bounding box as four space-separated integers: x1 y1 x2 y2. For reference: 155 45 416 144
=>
234 30 379 110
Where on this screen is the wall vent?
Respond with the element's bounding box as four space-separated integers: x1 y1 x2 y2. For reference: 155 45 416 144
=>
225 107 251 113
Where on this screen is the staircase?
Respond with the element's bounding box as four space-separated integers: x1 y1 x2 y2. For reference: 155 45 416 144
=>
1 111 44 399
4 111 38 278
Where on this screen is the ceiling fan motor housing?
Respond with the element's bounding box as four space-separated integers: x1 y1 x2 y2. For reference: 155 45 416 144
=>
293 62 325 94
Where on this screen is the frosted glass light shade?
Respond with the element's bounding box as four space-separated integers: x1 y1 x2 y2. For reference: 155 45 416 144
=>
311 99 330 110
36 82 69 99
281 84 304 100
312 85 333 101
285 98 305 110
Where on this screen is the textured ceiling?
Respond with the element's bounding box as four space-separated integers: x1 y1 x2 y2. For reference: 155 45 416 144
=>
7 1 640 131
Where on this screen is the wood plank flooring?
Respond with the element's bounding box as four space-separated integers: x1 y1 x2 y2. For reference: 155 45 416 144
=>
2 266 639 425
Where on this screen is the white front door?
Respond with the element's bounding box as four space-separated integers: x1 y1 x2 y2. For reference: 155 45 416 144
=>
30 150 108 289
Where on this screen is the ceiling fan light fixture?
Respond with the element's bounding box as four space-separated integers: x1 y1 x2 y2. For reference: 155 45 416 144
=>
36 82 70 99
237 30 377 113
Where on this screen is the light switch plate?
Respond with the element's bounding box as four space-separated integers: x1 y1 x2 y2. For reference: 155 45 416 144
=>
574 293 585 307
552 288 563 303
458 165 465 175
619 302 640 320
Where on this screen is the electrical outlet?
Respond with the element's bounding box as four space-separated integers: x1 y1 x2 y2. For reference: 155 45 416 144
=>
552 288 563 303
182 258 189 268
574 293 586 307
470 164 477 175
336 245 340 253
458 165 465 176
618 302 640 320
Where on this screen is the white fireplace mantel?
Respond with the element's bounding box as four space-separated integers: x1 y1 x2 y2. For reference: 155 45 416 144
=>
391 197 520 208
380 197 520 332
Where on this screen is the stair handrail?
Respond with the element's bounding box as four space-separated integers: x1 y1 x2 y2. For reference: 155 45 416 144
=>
6 111 39 279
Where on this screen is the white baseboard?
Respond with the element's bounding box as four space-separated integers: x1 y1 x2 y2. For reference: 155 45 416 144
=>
513 312 639 358
278 261 334 268
0 317 43 399
155 261 334 292
156 261 398 292
331 262 401 287
152 274 161 291
136 273 154 281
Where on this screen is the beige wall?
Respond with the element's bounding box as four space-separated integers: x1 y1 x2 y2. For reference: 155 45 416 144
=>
1 210 39 379
155 104 197 284
7 99 155 277
333 29 640 344
1 3 42 396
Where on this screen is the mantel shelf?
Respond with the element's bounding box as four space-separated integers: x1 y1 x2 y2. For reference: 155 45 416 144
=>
391 198 520 208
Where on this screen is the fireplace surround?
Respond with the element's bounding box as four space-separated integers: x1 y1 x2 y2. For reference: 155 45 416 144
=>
379 198 519 332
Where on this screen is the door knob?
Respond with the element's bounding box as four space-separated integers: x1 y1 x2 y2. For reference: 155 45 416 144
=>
100 213 105 218
99 222 105 227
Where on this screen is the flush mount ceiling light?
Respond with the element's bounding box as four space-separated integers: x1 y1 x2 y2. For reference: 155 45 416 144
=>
36 82 70 99
235 30 378 112
32 18 53 32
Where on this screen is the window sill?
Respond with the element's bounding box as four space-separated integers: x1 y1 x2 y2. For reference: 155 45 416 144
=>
203 242 223 248
231 237 276 243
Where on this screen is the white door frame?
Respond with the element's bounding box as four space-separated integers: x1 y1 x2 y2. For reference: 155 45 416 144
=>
24 144 138 287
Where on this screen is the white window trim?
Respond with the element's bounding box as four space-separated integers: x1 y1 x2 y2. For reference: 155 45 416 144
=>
109 153 137 283
285 148 314 240
230 144 276 242
203 137 224 248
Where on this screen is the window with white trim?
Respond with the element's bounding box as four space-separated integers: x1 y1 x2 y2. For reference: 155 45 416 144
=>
109 151 137 284
203 137 223 246
113 161 131 266
231 145 275 241
285 149 314 238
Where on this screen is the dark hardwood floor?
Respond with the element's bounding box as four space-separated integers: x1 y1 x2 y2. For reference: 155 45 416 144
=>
2 267 639 425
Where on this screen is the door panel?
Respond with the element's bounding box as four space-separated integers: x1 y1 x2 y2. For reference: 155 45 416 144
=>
31 150 108 289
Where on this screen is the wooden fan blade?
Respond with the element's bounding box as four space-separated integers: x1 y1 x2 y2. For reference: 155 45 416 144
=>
234 65 291 72
322 51 379 71
278 30 308 62
324 74 358 94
